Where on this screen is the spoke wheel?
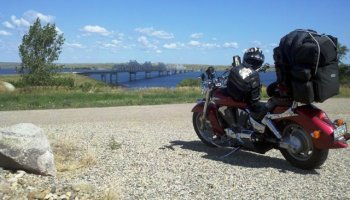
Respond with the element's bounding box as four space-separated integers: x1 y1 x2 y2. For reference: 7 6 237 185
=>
280 123 328 170
192 112 221 147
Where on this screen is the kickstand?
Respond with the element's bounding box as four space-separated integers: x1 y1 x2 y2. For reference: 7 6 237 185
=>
220 147 241 159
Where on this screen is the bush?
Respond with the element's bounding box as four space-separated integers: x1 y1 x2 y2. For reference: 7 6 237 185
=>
51 77 75 88
177 78 201 87
10 76 74 88
339 64 350 86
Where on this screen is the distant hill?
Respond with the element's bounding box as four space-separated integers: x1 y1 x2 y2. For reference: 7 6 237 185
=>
0 62 21 68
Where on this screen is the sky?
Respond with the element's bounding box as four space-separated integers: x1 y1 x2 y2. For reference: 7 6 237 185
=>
0 0 349 65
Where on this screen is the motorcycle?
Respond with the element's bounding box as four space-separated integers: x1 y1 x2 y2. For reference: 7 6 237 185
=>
191 64 350 170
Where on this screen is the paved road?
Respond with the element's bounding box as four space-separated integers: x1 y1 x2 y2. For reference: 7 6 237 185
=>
0 99 349 199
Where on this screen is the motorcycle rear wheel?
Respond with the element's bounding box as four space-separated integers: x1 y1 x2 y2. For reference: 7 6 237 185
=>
192 112 218 147
280 123 328 170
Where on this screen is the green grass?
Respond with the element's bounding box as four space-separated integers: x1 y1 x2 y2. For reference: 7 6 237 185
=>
1 74 349 111
0 74 201 110
177 78 201 87
0 86 202 111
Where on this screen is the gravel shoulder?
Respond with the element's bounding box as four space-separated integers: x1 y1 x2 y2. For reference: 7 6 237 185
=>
1 98 350 199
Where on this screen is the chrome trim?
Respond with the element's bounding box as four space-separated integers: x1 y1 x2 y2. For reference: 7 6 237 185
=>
250 117 266 133
225 128 255 143
264 108 298 120
262 118 282 139
201 90 211 122
261 102 298 140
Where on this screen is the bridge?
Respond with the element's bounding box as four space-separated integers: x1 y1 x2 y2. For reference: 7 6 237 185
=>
74 61 190 84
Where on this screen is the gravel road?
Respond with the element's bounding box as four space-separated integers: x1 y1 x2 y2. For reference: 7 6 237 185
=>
0 99 350 199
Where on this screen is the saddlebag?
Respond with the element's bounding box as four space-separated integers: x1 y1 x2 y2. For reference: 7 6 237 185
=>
227 64 261 103
273 29 339 104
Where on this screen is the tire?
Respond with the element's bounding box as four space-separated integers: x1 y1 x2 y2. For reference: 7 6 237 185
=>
192 112 217 147
280 123 329 170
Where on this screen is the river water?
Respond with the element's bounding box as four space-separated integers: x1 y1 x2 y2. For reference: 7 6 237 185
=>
0 68 277 88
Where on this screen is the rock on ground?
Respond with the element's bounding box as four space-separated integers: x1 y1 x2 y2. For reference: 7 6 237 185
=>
0 123 56 176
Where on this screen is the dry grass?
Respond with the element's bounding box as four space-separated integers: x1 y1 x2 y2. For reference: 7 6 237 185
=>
50 134 97 172
103 188 121 200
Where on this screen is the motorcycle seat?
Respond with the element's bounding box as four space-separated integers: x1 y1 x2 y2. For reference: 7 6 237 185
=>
249 102 269 121
249 97 293 121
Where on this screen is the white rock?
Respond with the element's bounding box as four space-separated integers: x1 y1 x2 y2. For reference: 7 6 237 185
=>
0 81 15 92
0 123 56 176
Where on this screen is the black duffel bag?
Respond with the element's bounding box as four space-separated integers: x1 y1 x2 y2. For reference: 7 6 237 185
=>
279 29 337 67
275 29 339 103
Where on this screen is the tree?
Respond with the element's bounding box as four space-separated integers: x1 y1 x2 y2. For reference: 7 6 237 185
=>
19 18 65 85
337 43 349 63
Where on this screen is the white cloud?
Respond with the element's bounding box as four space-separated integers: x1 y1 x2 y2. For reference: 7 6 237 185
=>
188 40 220 49
188 40 201 47
102 43 116 48
202 43 220 48
163 42 185 50
10 15 30 28
111 39 121 44
190 33 203 39
55 27 63 34
66 42 84 48
0 30 12 36
137 36 158 50
116 33 124 40
102 39 122 48
223 42 239 48
135 27 174 39
3 11 56 32
23 10 55 23
82 25 111 36
3 21 14 29
163 43 176 49
156 49 162 54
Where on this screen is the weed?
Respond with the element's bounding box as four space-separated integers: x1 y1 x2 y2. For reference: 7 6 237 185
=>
50 134 96 172
108 136 122 150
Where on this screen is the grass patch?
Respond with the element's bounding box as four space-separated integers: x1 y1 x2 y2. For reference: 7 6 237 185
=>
1 74 349 111
108 136 122 150
338 86 350 97
0 85 202 111
103 188 121 200
50 134 96 172
177 78 200 87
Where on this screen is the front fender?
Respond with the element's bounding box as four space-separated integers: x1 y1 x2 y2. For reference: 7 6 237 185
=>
191 100 205 113
191 101 225 135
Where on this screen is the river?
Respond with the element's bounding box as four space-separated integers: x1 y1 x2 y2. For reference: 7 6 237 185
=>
0 68 277 88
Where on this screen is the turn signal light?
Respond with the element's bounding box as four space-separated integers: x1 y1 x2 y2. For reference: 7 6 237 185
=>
312 130 321 139
336 119 344 126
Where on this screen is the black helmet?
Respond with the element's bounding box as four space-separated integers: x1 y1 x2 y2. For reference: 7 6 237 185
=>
243 47 265 70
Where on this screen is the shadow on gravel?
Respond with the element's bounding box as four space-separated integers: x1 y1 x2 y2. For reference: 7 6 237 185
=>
164 140 319 175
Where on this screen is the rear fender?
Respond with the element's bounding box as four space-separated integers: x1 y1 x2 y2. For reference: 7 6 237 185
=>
277 104 347 149
191 101 225 135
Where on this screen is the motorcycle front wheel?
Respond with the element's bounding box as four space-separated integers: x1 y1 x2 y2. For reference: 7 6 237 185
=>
192 112 218 147
280 122 329 170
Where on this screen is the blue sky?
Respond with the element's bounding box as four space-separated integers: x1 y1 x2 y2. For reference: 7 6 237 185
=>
1 0 349 65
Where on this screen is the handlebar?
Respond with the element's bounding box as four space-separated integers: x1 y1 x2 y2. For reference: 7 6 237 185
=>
256 63 271 73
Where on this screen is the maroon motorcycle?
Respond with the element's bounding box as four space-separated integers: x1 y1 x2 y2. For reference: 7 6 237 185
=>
192 65 350 170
